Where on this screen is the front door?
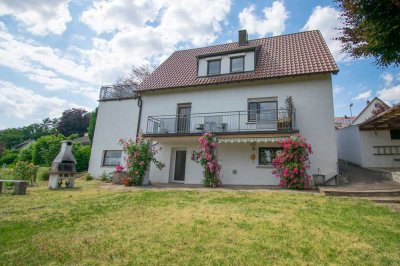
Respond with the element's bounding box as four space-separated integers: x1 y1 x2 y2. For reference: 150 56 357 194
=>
177 104 191 133
174 150 187 182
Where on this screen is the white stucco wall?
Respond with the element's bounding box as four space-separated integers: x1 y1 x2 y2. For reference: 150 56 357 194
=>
142 74 338 185
359 130 400 168
88 99 139 178
198 50 255 76
336 126 362 165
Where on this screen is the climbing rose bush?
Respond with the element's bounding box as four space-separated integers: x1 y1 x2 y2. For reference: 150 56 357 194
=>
119 134 165 186
272 134 312 190
199 132 221 187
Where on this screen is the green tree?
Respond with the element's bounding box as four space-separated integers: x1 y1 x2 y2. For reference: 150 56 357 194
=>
17 145 33 162
73 143 91 172
336 0 400 67
57 108 90 137
88 107 98 146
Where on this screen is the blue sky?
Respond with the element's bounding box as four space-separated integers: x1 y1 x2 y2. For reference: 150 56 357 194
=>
0 0 399 129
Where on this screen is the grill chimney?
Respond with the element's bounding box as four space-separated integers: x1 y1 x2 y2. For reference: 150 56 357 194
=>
238 30 248 46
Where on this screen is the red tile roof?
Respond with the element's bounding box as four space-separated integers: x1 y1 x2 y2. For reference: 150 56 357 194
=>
138 30 339 92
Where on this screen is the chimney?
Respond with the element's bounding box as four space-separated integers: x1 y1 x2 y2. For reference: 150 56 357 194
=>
366 100 371 106
238 30 248 46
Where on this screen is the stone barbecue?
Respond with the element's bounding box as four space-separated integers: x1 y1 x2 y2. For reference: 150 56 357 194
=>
48 141 76 189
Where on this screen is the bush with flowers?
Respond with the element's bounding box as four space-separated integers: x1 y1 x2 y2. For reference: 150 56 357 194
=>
119 134 165 186
198 132 221 187
272 134 313 190
13 161 39 185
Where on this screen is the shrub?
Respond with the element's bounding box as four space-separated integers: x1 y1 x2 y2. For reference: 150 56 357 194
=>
0 150 19 166
272 134 313 190
17 145 33 162
73 144 91 172
32 135 67 166
198 132 221 187
13 161 39 185
36 167 50 181
119 135 165 186
100 171 111 182
85 174 93 181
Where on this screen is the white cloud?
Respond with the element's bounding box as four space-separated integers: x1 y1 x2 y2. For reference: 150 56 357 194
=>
78 0 232 83
0 80 86 123
0 0 72 36
377 85 400 105
238 1 288 37
333 85 344 95
380 73 394 86
353 90 372 100
302 6 349 62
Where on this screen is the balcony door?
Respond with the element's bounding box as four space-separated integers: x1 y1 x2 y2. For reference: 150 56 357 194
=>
177 103 191 133
248 99 278 130
174 150 186 182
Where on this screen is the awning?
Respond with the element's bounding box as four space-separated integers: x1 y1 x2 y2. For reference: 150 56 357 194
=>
218 136 290 143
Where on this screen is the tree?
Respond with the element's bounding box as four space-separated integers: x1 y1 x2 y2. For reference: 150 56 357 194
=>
88 107 98 146
336 0 400 67
57 108 90 137
32 135 67 166
116 64 153 86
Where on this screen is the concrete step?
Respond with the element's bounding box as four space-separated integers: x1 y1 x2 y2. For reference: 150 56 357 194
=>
367 197 400 203
320 188 400 197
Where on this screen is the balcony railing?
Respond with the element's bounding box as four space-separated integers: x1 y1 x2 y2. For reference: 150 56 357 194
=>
99 84 136 101
146 109 296 135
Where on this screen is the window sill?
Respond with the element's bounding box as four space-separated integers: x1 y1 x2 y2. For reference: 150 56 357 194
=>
256 165 274 169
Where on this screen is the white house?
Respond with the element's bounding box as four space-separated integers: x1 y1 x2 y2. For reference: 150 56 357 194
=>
89 30 339 185
337 98 400 168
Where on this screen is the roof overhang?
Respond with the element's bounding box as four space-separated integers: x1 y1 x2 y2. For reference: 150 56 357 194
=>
359 105 400 131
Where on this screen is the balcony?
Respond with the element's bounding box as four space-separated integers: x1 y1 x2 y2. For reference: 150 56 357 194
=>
145 109 296 136
99 84 136 101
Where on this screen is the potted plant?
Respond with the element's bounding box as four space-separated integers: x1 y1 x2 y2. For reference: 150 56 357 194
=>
123 177 131 187
313 168 325 186
115 165 124 172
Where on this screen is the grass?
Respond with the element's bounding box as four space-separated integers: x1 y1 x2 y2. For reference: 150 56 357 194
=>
0 180 399 265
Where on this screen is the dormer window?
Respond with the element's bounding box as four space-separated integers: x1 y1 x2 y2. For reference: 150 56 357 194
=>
207 59 221 75
230 56 244 73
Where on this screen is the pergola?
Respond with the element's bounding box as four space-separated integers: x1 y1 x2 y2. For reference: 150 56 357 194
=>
359 104 400 131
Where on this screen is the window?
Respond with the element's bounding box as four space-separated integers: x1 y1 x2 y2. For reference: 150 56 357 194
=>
259 147 282 165
248 100 277 122
390 129 400 140
207 60 221 75
230 56 244 72
102 150 122 166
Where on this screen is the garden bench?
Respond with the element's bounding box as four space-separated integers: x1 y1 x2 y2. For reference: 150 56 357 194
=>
0 180 29 195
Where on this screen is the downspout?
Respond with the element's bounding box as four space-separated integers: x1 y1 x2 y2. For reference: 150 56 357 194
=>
135 93 143 140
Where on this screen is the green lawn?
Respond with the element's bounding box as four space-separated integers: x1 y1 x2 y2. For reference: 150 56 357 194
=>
0 180 399 265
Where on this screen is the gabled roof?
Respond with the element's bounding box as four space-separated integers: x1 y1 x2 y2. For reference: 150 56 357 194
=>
352 97 390 125
138 30 339 92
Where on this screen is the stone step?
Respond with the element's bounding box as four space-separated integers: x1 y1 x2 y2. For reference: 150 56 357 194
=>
320 188 400 197
367 197 400 203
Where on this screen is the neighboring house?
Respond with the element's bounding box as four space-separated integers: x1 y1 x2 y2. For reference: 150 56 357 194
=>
11 139 35 150
335 116 355 129
72 133 90 146
89 30 339 185
336 98 400 168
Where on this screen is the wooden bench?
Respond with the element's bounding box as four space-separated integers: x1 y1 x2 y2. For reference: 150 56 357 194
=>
0 180 29 195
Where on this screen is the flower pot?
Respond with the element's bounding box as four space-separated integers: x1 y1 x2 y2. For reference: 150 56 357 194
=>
123 178 131 187
313 174 325 186
115 165 124 172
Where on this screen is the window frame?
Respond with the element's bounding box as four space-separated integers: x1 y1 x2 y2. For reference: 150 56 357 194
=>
258 147 282 166
102 150 122 167
230 56 245 73
207 59 221 76
247 99 278 122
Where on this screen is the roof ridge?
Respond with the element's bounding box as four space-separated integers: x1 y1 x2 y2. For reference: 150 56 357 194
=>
173 30 322 53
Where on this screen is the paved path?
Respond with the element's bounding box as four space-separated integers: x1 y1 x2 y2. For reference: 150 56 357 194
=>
337 164 400 191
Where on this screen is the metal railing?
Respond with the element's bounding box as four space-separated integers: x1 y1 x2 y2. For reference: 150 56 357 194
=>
146 109 295 135
99 84 136 101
